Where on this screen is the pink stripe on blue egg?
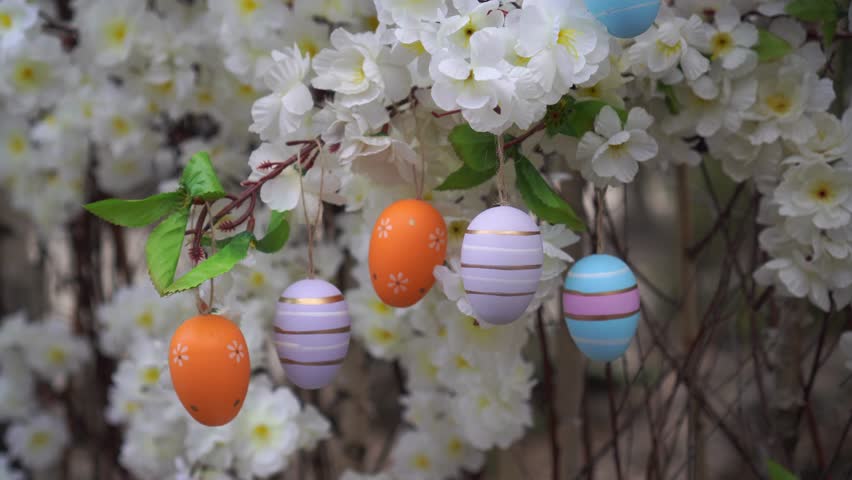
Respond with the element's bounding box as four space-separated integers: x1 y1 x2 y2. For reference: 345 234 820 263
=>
274 278 351 389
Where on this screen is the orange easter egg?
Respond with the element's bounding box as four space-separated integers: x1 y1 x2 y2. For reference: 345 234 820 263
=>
368 199 447 307
168 314 250 426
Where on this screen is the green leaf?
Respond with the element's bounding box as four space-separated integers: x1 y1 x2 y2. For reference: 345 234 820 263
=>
84 192 185 228
435 164 498 191
164 232 253 295
181 151 226 201
145 207 190 296
448 124 498 172
766 460 798 480
513 154 585 231
754 29 794 63
822 20 837 50
547 99 627 138
785 0 838 22
658 82 682 115
255 210 291 253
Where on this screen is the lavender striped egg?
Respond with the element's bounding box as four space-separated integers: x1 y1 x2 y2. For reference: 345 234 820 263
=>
461 206 543 325
274 279 350 389
563 254 640 362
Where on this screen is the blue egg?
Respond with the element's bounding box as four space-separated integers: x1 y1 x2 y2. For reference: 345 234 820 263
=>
583 0 660 39
563 254 640 362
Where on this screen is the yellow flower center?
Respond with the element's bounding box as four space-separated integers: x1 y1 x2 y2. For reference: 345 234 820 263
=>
111 116 130 136
298 38 319 58
655 40 682 57
152 80 173 95
765 93 792 115
810 182 836 204
237 83 256 98
579 85 601 98
30 431 50 449
371 299 392 315
252 424 271 443
0 13 13 29
47 346 67 365
477 395 491 410
125 401 140 414
106 20 128 46
250 271 266 288
136 309 154 329
365 15 380 31
448 437 463 456
403 40 427 56
557 29 580 58
83 103 94 119
7 134 26 155
13 61 43 90
412 454 431 470
710 32 734 58
454 354 471 369
239 0 259 16
141 366 160 385
197 90 214 105
370 327 395 344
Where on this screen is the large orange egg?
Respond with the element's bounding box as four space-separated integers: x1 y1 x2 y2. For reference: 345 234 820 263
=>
168 314 250 426
368 199 447 307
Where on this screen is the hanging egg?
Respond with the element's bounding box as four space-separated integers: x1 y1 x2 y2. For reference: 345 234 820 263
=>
563 254 640 362
169 314 250 426
583 0 660 38
461 206 543 325
369 199 447 308
274 278 351 389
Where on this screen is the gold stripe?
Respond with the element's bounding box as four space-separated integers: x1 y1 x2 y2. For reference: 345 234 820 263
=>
279 357 345 366
275 326 351 335
565 308 641 321
465 229 540 236
465 290 536 297
279 294 345 305
563 286 638 296
461 263 542 271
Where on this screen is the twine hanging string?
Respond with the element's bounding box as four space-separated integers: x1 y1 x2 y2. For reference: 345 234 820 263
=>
595 187 607 254
410 92 426 200
495 134 508 205
297 141 326 278
194 202 218 315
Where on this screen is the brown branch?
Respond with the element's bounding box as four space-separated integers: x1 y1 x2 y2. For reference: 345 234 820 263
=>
606 364 625 480
535 311 559 480
504 122 545 149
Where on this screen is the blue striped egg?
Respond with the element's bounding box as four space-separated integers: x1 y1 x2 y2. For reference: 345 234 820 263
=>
563 254 640 362
461 206 543 325
583 0 660 38
274 279 350 389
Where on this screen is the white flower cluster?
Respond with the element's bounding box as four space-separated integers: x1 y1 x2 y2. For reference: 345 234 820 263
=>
3 0 852 476
96 249 337 479
0 311 90 472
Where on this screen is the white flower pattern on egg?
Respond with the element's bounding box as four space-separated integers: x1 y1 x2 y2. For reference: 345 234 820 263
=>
428 228 445 251
377 218 392 239
172 343 189 367
227 340 246 363
388 272 409 294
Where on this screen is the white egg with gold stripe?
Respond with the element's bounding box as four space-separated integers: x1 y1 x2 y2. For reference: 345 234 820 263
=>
461 206 543 325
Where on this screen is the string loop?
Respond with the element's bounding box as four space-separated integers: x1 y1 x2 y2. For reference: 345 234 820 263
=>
495 135 508 206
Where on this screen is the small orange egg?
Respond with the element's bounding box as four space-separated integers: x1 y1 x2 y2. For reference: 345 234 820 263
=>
368 199 447 307
168 314 250 426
